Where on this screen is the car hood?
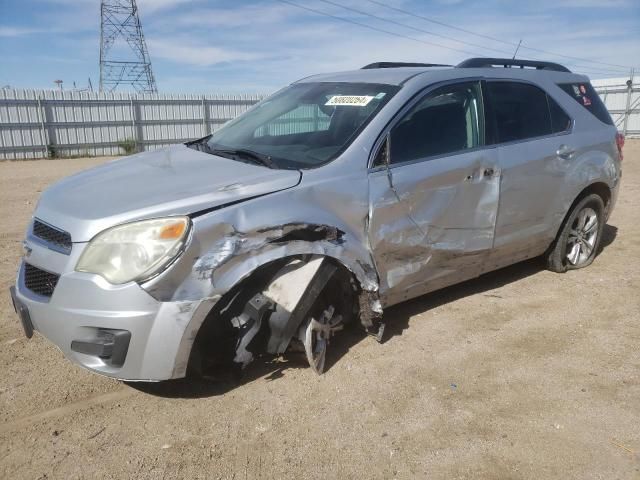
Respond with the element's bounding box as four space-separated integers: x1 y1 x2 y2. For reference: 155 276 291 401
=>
35 144 302 242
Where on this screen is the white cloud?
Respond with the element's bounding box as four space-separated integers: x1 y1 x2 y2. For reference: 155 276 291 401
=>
545 0 635 7
166 3 295 28
7 0 639 91
0 26 43 37
137 0 199 14
36 0 196 13
148 0 639 83
147 38 261 66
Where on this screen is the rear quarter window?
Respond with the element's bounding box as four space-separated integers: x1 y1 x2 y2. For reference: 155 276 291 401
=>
487 81 552 143
557 82 613 126
548 95 572 133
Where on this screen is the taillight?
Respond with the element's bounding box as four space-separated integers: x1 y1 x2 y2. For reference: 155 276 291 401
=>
616 132 625 161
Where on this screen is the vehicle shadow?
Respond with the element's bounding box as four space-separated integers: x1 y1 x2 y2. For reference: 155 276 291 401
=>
129 224 618 399
599 223 617 251
127 355 312 399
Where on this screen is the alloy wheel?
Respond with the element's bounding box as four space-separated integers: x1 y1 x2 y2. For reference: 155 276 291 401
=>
566 207 599 266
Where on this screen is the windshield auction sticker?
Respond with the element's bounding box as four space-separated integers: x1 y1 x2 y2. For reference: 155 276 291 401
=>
325 95 374 106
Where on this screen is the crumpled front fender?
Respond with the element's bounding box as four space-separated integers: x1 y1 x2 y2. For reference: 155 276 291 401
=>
139 174 381 378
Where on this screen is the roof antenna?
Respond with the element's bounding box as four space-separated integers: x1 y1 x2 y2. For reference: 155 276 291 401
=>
512 39 522 60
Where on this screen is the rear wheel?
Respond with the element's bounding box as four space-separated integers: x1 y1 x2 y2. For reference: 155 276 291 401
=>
545 194 605 273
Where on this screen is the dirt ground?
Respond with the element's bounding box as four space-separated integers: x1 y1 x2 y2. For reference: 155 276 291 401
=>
0 143 639 480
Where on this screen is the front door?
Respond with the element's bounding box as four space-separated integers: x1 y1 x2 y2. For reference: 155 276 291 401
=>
368 81 500 307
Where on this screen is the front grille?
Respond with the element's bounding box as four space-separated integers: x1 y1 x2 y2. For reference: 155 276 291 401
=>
32 219 72 254
24 263 60 297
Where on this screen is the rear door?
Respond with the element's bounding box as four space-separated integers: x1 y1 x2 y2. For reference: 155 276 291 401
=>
484 80 573 270
368 81 501 306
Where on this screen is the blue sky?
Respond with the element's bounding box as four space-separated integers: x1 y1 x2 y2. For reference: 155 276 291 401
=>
1 0 639 93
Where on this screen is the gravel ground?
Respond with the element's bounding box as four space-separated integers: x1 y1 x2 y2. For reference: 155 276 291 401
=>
0 144 639 479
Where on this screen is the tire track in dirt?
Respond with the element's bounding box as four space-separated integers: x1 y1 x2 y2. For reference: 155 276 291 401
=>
0 388 133 435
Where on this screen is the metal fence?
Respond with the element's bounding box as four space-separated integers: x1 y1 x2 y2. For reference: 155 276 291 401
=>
1 79 638 160
593 78 640 138
0 89 265 160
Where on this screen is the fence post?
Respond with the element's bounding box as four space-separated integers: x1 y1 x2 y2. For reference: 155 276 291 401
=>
129 94 140 151
36 93 49 158
622 69 635 137
202 95 209 136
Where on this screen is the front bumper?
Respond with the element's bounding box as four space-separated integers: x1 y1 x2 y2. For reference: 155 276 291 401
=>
13 256 201 381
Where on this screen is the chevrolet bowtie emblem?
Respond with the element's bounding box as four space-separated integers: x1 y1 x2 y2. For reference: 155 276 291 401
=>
22 242 33 258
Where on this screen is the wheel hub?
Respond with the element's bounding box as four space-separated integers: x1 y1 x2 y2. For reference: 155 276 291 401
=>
302 306 344 375
566 206 599 266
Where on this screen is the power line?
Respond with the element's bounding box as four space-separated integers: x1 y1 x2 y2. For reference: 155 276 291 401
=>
277 0 632 78
521 45 633 73
363 0 518 49
548 60 630 76
362 0 638 72
277 0 486 57
322 0 628 78
565 65 631 77
316 0 515 57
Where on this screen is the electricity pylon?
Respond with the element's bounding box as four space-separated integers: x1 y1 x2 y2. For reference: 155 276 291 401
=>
99 0 157 93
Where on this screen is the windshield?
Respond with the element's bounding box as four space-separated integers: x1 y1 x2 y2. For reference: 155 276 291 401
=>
205 82 399 169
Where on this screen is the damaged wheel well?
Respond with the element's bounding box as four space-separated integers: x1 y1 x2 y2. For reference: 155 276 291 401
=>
562 182 612 233
546 181 612 259
578 182 611 216
187 255 361 377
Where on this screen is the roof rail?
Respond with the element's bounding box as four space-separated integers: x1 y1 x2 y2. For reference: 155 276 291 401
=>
362 62 451 69
457 57 571 73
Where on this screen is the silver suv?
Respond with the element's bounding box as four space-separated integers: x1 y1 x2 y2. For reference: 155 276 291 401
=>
10 58 623 381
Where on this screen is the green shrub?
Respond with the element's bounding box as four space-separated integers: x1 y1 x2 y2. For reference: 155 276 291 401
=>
47 144 58 158
118 138 137 155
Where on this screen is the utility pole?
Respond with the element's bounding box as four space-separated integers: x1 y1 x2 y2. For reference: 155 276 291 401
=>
622 68 635 137
99 0 157 93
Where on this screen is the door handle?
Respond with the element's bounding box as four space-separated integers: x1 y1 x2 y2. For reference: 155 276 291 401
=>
483 167 495 177
556 144 575 159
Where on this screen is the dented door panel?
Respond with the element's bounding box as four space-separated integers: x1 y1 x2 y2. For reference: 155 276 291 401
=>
488 136 571 270
369 148 500 307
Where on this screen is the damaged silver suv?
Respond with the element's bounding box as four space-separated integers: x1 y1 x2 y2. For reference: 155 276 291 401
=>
10 58 623 381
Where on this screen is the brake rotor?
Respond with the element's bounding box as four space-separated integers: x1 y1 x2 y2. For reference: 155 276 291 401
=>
303 306 343 375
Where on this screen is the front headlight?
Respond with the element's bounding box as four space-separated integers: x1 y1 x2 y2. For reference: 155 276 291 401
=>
76 217 190 284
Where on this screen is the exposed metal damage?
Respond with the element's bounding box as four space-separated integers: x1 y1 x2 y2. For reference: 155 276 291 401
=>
223 257 346 375
176 222 384 377
149 163 501 378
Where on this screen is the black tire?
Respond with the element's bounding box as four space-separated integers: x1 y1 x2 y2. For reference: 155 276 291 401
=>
545 193 605 273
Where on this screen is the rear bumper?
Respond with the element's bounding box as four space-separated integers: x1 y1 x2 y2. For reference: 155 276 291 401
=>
13 260 199 381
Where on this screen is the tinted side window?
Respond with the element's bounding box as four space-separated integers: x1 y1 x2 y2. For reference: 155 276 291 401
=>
548 95 572 133
558 82 614 126
487 82 551 143
390 82 483 164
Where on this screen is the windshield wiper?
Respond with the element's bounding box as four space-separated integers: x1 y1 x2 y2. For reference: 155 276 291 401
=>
185 135 213 153
209 147 277 169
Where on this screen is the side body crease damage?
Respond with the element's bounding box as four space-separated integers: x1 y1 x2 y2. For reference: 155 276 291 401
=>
139 165 384 377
